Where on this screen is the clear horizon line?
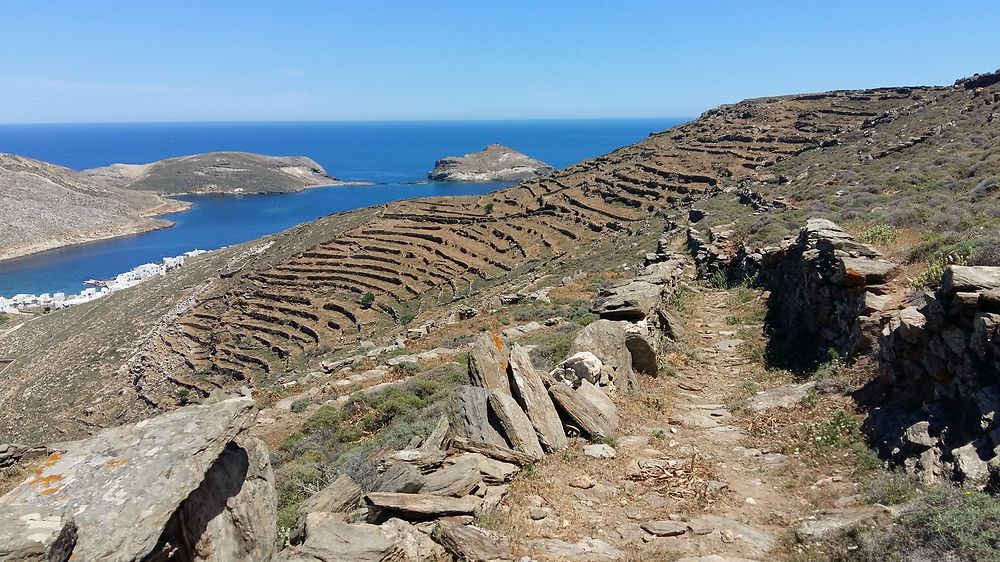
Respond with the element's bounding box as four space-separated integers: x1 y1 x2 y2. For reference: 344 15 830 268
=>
0 116 693 127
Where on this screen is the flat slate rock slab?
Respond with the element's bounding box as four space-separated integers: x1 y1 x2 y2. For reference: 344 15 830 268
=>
0 503 77 562
0 398 257 562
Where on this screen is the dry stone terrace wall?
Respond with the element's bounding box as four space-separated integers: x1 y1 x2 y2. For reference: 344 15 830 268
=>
716 218 1000 488
756 219 900 368
147 89 919 397
868 265 1000 486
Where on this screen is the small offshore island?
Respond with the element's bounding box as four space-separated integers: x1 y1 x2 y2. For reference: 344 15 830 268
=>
428 143 554 182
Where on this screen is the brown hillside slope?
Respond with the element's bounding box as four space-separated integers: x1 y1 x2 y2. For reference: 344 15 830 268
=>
0 154 188 261
0 85 945 443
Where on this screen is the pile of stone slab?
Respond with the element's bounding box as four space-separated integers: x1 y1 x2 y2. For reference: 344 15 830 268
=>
282 248 693 560
870 265 1000 486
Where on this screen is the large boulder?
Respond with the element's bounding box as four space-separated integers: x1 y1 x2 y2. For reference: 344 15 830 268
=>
507 345 568 451
468 333 511 395
431 520 513 562
277 512 405 561
550 352 603 388
363 493 481 523
592 281 662 322
292 474 363 541
943 265 1000 295
0 398 276 562
374 463 426 494
419 456 482 497
549 380 618 439
446 385 509 449
488 392 545 460
624 332 658 376
570 320 637 393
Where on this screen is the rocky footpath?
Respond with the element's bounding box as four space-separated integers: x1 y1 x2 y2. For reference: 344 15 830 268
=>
0 397 276 562
687 218 900 367
868 265 1000 486
428 144 553 182
689 217 1000 489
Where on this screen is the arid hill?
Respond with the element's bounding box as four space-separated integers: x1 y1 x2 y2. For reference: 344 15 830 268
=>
0 151 343 262
84 151 339 195
0 154 187 261
2 77 979 443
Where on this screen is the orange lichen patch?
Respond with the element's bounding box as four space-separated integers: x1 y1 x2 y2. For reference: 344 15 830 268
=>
27 472 64 495
842 267 866 285
104 457 129 469
39 481 65 495
491 332 505 352
42 451 63 467
31 451 65 478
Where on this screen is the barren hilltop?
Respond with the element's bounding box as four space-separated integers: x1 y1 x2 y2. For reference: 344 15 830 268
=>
0 151 341 262
2 71 1000 561
0 153 188 261
84 151 340 195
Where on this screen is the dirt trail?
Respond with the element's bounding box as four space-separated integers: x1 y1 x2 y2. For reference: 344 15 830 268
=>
507 283 857 561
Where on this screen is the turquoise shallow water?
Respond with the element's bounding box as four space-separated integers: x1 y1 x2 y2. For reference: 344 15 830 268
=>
0 119 685 297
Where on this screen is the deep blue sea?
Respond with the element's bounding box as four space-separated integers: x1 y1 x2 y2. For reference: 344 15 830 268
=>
0 120 684 297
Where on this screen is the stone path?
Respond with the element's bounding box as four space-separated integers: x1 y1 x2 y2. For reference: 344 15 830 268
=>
506 284 836 561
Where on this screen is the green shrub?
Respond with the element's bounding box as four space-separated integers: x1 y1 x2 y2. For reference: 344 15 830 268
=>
910 254 968 288
642 396 666 413
525 328 577 371
863 471 918 505
290 398 310 413
708 270 729 288
359 292 375 308
273 365 465 533
857 224 900 246
396 361 419 375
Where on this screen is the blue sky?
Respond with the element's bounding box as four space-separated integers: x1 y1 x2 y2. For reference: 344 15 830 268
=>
1 1 998 124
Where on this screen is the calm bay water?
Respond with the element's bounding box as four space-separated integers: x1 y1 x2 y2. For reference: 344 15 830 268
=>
0 119 684 297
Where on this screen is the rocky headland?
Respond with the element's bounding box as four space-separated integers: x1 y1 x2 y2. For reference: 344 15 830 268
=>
0 153 189 262
427 144 554 181
83 151 342 195
0 151 344 262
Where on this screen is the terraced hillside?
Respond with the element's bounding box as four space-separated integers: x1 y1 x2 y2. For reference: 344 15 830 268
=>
0 83 956 443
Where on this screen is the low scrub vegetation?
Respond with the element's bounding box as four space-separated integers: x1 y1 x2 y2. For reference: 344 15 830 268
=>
793 485 1000 561
523 324 580 371
273 361 465 530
